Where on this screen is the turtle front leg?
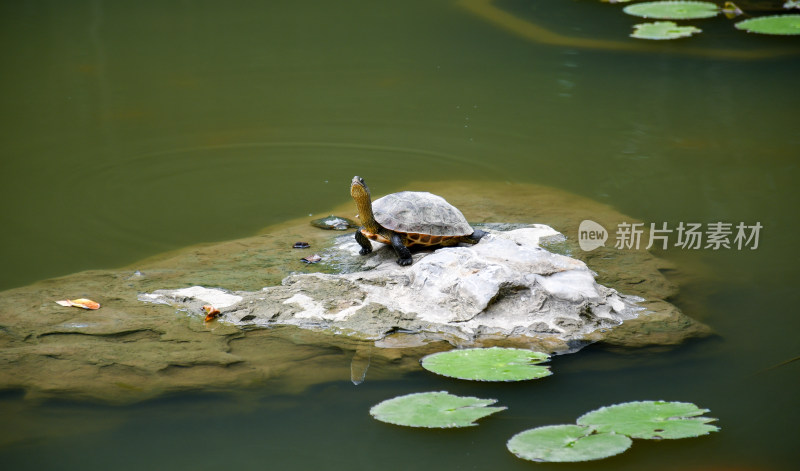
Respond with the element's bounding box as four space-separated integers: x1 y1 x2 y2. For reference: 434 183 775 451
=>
355 229 373 255
390 233 413 266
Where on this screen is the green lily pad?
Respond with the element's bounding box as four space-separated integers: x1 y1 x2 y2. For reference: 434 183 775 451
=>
631 21 702 39
577 400 720 439
369 391 506 428
623 1 719 20
507 424 632 462
420 347 551 382
735 15 800 35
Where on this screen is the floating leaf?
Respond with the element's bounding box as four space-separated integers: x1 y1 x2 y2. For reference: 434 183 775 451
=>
507 424 632 462
623 1 719 20
420 347 551 382
369 391 505 428
577 400 719 439
735 15 800 35
631 21 702 39
721 2 743 19
55 298 101 310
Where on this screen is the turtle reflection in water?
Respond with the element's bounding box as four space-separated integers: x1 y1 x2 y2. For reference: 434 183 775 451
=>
310 215 358 231
350 176 485 266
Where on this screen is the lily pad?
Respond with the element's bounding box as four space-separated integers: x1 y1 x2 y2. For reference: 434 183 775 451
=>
420 347 551 382
735 15 800 35
623 1 719 20
507 424 632 462
631 21 702 40
577 400 719 439
369 391 505 428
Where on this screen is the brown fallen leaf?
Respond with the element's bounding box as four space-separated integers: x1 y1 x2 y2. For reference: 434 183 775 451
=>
55 298 101 310
301 254 322 264
202 304 221 322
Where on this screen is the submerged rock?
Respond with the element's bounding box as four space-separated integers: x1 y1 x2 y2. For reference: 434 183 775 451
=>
143 225 644 348
310 215 358 230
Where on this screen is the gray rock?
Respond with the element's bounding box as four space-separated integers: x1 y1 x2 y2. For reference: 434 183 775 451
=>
142 225 644 346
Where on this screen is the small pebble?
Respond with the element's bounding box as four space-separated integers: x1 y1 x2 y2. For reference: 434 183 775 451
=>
125 270 145 280
293 241 311 249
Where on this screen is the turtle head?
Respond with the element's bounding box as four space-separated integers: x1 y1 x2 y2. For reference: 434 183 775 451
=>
351 176 377 230
350 176 371 201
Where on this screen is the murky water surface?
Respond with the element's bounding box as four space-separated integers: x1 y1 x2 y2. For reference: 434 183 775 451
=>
1 1 798 469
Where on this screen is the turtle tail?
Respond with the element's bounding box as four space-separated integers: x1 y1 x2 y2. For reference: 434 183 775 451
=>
464 229 486 244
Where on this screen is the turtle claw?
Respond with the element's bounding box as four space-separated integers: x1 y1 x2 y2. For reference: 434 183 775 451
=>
359 247 372 255
396 257 413 266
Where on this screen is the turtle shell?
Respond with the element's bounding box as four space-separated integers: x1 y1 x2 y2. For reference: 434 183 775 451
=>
372 191 473 237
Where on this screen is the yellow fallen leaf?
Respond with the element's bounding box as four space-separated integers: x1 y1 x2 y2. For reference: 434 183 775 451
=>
202 304 221 322
722 2 743 19
55 298 101 310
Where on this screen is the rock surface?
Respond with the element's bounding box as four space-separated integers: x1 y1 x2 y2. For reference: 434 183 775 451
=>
0 180 715 403
143 225 644 347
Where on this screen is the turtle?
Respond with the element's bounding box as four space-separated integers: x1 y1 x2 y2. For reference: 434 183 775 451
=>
350 176 486 266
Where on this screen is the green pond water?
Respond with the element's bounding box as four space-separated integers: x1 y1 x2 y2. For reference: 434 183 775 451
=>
1 0 798 469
